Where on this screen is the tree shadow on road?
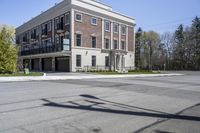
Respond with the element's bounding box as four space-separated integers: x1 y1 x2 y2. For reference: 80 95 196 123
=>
41 94 200 122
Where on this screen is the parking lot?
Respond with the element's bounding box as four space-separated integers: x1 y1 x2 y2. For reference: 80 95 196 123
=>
0 72 200 133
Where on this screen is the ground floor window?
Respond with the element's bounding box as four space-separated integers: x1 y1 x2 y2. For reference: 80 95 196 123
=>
105 56 109 67
76 55 81 67
92 55 96 67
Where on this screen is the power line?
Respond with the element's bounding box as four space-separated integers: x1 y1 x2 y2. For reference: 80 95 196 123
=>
141 15 199 29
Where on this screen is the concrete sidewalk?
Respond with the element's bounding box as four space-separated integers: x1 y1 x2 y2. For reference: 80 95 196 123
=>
0 73 184 82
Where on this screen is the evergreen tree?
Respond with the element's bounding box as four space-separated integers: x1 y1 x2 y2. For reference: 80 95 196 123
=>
174 24 185 69
191 16 200 70
135 27 143 69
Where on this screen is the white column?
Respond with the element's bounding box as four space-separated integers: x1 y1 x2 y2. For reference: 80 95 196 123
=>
52 19 54 44
39 58 42 71
126 26 128 51
119 24 121 50
110 21 113 49
71 9 75 48
29 59 32 71
52 57 55 72
102 19 104 49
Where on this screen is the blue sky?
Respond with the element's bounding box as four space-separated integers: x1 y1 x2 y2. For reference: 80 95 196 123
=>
0 0 200 34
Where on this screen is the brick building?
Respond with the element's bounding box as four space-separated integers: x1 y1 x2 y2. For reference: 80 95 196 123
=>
16 0 136 72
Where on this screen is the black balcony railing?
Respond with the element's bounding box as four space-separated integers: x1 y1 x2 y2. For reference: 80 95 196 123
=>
42 29 48 36
22 37 27 42
57 23 64 31
21 44 62 56
31 33 36 40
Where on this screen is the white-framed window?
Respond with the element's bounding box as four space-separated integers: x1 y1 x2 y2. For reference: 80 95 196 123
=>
92 55 96 67
65 13 70 25
113 23 119 33
121 40 126 50
113 40 118 49
75 13 82 22
91 17 97 25
47 38 52 46
121 25 126 35
55 18 59 29
76 34 82 47
76 55 82 67
104 38 110 49
105 21 110 32
92 36 96 48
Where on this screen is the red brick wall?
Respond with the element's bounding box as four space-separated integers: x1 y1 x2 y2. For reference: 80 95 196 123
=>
74 12 102 48
128 26 134 52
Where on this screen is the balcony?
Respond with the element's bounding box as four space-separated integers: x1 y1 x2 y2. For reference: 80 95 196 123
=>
31 33 37 41
20 43 68 56
41 29 48 38
56 23 64 34
22 37 28 44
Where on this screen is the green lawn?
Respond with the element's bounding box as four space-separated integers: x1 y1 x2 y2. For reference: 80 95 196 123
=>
93 71 160 75
0 72 44 77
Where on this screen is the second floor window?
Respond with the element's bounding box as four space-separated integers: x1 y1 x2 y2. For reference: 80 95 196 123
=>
76 34 81 47
55 18 59 29
65 14 70 24
104 38 110 49
92 36 96 48
47 21 51 31
113 40 118 49
121 41 126 50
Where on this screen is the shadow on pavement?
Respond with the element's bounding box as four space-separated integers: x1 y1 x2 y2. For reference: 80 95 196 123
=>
41 95 200 122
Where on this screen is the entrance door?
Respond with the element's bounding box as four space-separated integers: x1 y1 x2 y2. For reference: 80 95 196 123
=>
31 59 40 71
55 57 70 72
42 58 52 71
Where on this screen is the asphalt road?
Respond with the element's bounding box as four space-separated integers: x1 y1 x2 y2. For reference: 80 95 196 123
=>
0 72 200 133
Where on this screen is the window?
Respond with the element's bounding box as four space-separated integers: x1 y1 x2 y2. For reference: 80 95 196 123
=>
104 38 110 49
55 36 59 44
105 56 109 67
113 23 119 33
76 55 81 67
105 21 110 32
76 34 81 46
121 25 126 35
65 14 70 24
75 13 82 22
47 38 52 46
47 21 51 31
113 40 118 49
91 17 97 25
92 36 96 48
55 18 59 29
92 56 96 67
121 41 126 50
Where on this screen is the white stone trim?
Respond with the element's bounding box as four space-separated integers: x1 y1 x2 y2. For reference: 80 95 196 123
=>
110 21 113 49
71 9 75 47
73 9 134 27
102 19 104 49
126 26 128 51
71 0 135 24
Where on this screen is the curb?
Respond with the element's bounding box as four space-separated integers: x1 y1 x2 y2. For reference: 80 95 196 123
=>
0 74 184 82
